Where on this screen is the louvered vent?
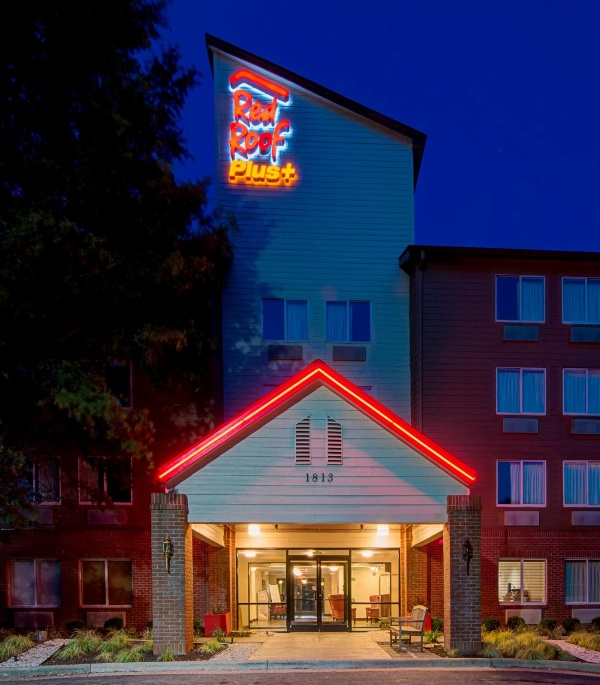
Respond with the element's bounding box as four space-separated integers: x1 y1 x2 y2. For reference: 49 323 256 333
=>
327 417 343 465
295 417 311 465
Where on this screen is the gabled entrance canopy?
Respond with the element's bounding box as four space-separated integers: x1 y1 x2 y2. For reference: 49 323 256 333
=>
158 360 476 489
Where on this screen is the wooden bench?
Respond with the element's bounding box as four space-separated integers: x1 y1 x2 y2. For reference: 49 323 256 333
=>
389 604 429 652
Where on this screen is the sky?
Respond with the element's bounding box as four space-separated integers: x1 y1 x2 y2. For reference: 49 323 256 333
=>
165 0 600 252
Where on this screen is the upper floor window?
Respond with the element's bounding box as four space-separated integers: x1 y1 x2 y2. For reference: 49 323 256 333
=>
263 299 308 341
27 457 60 504
81 559 132 607
326 301 370 342
496 276 544 322
8 559 61 607
563 277 600 324
497 368 545 414
564 461 600 506
498 559 546 604
563 369 600 415
79 456 132 504
105 361 132 408
565 560 600 604
497 460 545 506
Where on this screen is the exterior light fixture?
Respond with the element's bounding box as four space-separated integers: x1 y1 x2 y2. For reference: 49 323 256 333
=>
361 550 373 558
377 524 389 537
462 538 473 575
244 551 256 558
307 550 314 557
329 566 339 573
293 567 302 577
248 524 261 536
162 535 174 574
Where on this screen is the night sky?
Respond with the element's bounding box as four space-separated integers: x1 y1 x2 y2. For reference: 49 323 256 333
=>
166 0 600 252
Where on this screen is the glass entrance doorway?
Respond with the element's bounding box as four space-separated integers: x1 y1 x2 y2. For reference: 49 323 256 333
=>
288 556 350 631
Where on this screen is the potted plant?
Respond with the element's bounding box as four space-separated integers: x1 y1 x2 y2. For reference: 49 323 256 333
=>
204 605 231 636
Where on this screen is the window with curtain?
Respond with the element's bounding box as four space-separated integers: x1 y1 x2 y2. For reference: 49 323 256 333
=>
79 457 132 504
563 277 600 323
498 559 546 603
563 461 600 506
497 461 545 505
326 301 370 342
8 559 61 607
81 559 132 606
566 560 600 604
27 458 61 504
563 369 600 415
496 275 545 322
262 298 308 341
497 368 545 414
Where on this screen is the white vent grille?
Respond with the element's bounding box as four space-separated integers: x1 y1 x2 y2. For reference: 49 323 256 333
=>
295 417 311 464
327 417 343 465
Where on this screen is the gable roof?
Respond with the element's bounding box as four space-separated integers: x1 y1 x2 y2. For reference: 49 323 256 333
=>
157 360 476 488
206 34 427 188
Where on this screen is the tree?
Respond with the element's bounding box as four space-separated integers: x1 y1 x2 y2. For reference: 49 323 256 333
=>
0 0 232 524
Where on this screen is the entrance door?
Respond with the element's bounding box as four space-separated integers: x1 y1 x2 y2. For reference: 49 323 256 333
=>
288 556 350 631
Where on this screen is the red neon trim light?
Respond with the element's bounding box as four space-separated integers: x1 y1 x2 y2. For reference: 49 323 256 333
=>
157 360 476 486
229 69 290 102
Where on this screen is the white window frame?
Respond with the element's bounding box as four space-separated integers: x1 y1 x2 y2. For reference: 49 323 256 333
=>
565 559 600 605
7 559 61 608
262 298 308 342
562 276 600 324
563 369 600 415
495 275 545 323
496 460 546 507
496 367 546 415
79 559 133 608
28 458 61 505
498 558 547 605
325 300 371 343
78 456 133 505
563 460 600 507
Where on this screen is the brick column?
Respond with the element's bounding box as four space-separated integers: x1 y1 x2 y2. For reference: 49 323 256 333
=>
444 494 481 653
151 493 193 655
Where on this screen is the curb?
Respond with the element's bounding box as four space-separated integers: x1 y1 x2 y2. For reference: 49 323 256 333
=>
1 658 600 677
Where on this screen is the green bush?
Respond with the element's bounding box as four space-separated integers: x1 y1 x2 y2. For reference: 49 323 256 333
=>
0 635 35 661
66 620 85 636
506 616 526 631
156 650 176 662
591 616 600 632
197 640 225 655
562 617 581 634
212 627 227 642
98 630 132 655
538 618 557 635
431 617 443 632
103 617 124 631
482 617 501 632
56 630 102 660
424 629 442 643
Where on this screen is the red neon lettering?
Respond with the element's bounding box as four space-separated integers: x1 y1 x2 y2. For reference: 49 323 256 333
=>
230 122 248 159
272 120 290 161
233 90 251 124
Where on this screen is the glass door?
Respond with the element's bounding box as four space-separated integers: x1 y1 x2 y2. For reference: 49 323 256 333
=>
288 556 350 631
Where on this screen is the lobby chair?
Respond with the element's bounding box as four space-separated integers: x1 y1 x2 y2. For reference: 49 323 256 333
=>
366 594 381 624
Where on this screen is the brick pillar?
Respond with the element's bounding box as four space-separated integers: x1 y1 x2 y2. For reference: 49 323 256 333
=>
151 493 193 655
444 494 481 653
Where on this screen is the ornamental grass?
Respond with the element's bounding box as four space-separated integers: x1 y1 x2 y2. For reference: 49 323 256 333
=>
567 631 600 652
481 628 574 661
0 635 35 661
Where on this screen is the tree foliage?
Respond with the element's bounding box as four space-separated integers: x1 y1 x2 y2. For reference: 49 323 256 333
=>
0 0 232 523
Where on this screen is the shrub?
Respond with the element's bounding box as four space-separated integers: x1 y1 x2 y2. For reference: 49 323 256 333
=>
114 648 142 663
212 627 227 642
591 616 600 632
197 640 225 655
132 639 153 655
146 621 153 630
431 617 443 632
104 617 124 631
56 630 102 660
562 617 581 634
98 630 132 655
538 618 557 635
424 629 442 643
482 617 501 632
193 619 203 636
66 620 85 636
0 635 35 661
568 631 600 651
156 650 176 662
506 616 526 631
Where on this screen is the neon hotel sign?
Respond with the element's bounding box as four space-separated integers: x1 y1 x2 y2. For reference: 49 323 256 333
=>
228 69 297 187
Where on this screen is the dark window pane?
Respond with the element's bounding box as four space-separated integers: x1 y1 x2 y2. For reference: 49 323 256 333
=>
10 561 35 605
106 460 131 503
38 560 61 606
350 302 370 342
108 561 133 605
496 276 519 320
82 561 106 605
263 299 284 339
497 462 517 504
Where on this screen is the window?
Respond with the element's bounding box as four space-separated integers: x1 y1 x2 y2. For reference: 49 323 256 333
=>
27 458 60 504
563 461 600 506
497 461 545 506
498 559 546 604
79 457 132 504
327 417 343 465
326 301 370 342
81 560 132 607
496 275 545 322
563 369 600 415
497 368 545 414
105 361 132 408
8 560 60 607
563 277 600 324
295 417 311 465
262 299 308 341
566 560 600 604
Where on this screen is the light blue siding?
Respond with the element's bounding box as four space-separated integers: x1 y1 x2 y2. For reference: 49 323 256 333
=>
213 52 415 420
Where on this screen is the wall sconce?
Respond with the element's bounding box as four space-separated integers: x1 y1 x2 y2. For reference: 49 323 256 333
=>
462 537 473 575
163 535 174 574
377 524 389 537
248 524 261 536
